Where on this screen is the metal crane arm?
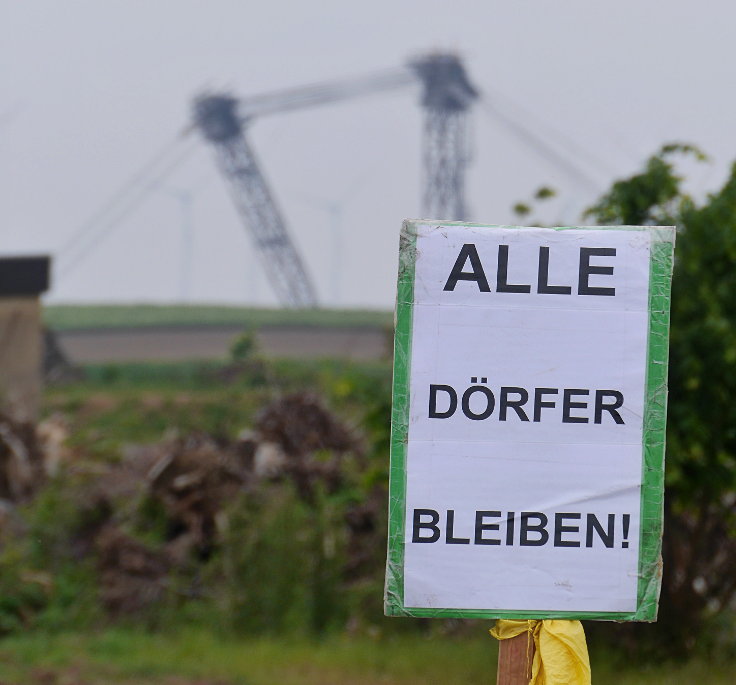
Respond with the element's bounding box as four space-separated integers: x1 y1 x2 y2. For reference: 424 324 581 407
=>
214 134 318 307
192 68 416 309
193 54 478 308
237 68 415 120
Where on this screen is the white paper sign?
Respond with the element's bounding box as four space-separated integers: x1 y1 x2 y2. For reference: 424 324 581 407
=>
385 221 675 621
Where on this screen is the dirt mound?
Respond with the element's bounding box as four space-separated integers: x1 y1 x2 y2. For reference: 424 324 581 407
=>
254 393 361 501
256 392 356 456
0 413 46 502
0 392 372 621
147 433 254 555
96 525 170 616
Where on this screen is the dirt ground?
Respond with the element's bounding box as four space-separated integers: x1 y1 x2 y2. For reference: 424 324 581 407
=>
56 325 389 363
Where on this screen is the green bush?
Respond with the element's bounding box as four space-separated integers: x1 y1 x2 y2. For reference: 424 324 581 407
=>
209 482 349 635
585 144 736 655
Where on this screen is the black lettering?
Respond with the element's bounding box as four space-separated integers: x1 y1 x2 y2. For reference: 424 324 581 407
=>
622 513 630 548
562 389 589 424
461 385 495 420
429 384 457 418
496 245 531 293
533 388 558 422
474 511 501 545
520 512 549 546
586 513 615 548
578 247 616 296
554 513 581 547
446 510 470 544
506 512 515 545
412 509 440 543
499 387 530 422
444 244 491 292
537 246 572 294
594 390 625 424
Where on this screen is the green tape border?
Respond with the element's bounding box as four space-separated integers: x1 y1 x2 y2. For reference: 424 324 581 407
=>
634 228 674 620
384 220 417 615
384 222 675 621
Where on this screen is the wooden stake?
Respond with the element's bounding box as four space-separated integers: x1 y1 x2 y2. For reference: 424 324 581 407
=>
496 630 534 685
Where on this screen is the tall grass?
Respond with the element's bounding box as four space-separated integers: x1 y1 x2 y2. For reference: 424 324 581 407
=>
1 629 735 684
44 304 392 331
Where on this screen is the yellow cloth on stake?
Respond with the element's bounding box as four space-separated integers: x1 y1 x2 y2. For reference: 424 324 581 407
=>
490 619 591 685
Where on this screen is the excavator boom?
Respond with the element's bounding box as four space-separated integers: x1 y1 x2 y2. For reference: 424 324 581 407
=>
193 55 477 308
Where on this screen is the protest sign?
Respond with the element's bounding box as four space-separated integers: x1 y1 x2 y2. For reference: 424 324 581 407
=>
385 221 675 620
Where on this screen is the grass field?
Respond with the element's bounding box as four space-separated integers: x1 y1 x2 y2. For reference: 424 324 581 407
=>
15 349 736 684
1 629 735 685
43 356 391 461
43 304 393 331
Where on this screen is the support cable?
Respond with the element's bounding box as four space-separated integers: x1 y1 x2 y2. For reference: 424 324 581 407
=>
483 88 620 177
57 136 197 278
480 99 602 194
58 133 191 257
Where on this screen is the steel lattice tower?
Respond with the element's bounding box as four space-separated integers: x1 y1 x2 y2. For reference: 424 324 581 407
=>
411 54 478 221
193 95 318 308
194 55 477 308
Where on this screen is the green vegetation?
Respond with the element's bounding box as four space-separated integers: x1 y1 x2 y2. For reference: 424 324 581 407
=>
585 143 736 655
0 355 391 647
43 304 392 331
2 144 736 680
1 629 735 684
46 357 390 454
0 631 492 684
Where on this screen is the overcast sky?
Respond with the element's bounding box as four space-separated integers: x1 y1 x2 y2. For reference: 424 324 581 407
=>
3 1 735 308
